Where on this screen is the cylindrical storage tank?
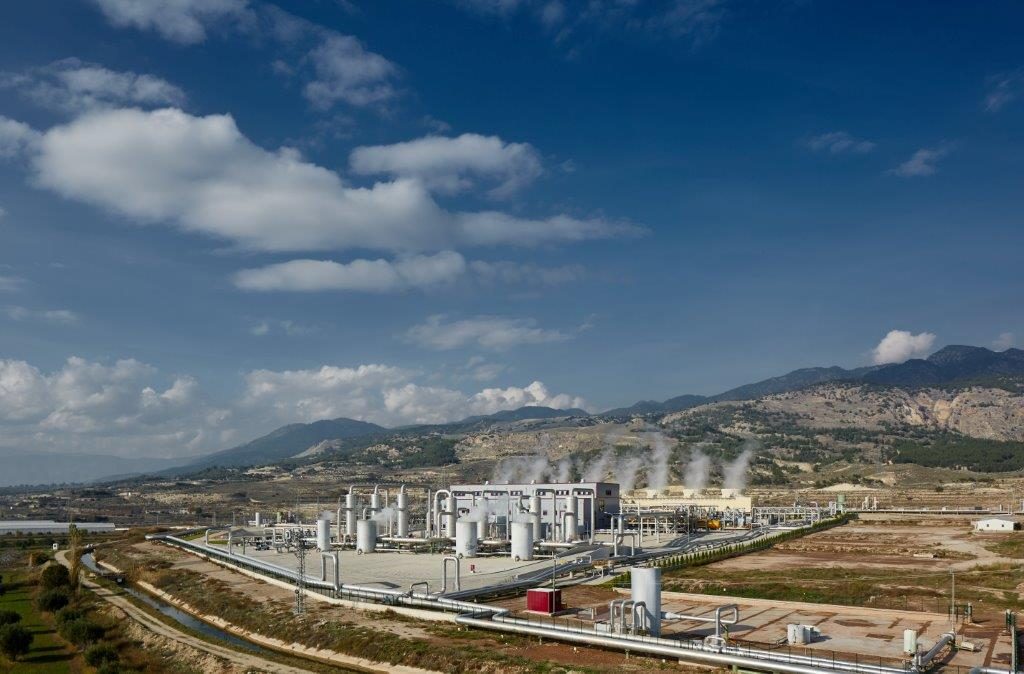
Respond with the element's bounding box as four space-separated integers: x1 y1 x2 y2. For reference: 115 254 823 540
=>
787 624 801 645
254 512 262 528
511 521 533 561
445 494 457 536
396 490 409 538
455 520 478 558
562 511 576 542
630 566 662 637
345 492 357 537
903 629 918 655
370 490 381 516
529 495 542 541
356 519 377 554
476 496 489 540
316 518 331 550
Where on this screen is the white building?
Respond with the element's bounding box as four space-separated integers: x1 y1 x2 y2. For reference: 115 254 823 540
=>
973 518 1017 533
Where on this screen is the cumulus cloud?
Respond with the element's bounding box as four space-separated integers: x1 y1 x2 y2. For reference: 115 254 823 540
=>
406 314 570 351
872 330 936 365
0 356 222 457
18 107 632 253
385 380 587 424
350 133 543 198
304 34 400 109
6 306 80 325
993 332 1015 350
470 260 585 285
0 275 26 293
0 58 186 114
90 0 253 44
234 251 467 292
0 116 41 158
804 131 876 155
984 70 1024 112
887 146 950 178
249 320 315 337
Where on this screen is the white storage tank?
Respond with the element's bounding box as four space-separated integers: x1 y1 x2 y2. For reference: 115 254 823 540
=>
630 566 662 637
903 629 918 655
529 495 542 541
316 518 331 550
445 494 457 536
396 488 410 538
511 521 534 561
254 512 262 528
476 496 489 540
370 489 381 517
345 491 357 538
356 519 377 554
455 520 478 558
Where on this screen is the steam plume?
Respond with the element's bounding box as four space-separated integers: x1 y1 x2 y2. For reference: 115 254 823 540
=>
683 447 711 492
723 439 758 492
645 431 674 491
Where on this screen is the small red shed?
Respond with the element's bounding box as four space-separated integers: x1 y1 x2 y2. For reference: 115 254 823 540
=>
526 587 563 614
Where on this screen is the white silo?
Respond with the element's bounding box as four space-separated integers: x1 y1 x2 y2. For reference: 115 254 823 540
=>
630 567 662 637
356 519 377 554
511 521 533 561
316 518 331 550
396 487 409 538
529 494 542 541
445 494 457 536
455 520 478 558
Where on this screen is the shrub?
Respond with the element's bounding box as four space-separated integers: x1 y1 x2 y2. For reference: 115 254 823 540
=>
40 564 71 590
0 623 33 661
56 606 85 625
85 643 120 667
0 610 21 627
59 618 104 646
37 587 71 612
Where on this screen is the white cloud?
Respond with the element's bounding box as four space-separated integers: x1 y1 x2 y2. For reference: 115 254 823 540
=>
804 131 876 155
6 306 80 325
234 251 467 292
22 107 632 253
984 70 1024 112
303 34 399 109
90 0 252 44
470 260 585 285
0 116 41 158
244 362 587 425
350 133 543 198
248 320 315 336
872 330 936 365
993 332 1015 350
0 276 25 293
887 146 950 178
406 314 570 351
0 59 186 114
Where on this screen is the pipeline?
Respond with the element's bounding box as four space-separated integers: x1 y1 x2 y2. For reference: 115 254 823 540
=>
913 633 955 672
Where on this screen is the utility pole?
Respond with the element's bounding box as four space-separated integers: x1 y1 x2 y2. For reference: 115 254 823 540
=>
950 571 956 629
294 536 309 615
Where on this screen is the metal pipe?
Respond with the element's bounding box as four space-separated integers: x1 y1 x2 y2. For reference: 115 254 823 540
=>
441 555 461 594
914 632 955 671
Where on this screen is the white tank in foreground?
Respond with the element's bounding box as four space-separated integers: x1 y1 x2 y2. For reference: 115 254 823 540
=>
511 521 533 561
316 518 331 550
630 566 662 637
356 519 377 554
455 520 478 558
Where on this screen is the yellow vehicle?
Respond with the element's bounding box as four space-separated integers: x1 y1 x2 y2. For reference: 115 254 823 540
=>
707 518 721 530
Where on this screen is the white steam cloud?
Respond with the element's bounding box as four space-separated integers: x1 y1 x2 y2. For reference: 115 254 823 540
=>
683 447 711 492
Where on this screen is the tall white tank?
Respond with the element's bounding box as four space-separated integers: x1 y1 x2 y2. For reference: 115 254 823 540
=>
345 491 357 538
370 489 381 516
455 520 478 558
316 518 331 551
445 494 457 536
396 489 409 538
529 494 542 541
356 519 377 554
476 496 489 539
562 511 576 542
630 566 662 637
254 512 262 528
511 521 533 561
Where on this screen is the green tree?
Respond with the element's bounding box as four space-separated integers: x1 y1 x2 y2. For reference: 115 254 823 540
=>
59 618 104 647
0 624 33 661
85 643 120 667
40 564 71 590
37 587 71 612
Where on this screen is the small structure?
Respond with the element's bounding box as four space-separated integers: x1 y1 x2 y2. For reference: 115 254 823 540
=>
973 518 1017 533
526 588 563 614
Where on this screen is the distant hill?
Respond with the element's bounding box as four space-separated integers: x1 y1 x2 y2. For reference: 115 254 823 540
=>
0 450 186 488
603 346 1024 417
182 417 388 471
455 405 588 425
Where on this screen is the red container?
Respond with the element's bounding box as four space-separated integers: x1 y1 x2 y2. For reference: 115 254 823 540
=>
526 588 562 614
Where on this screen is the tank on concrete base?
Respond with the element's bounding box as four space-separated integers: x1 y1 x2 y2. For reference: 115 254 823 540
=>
455 520 478 558
316 518 331 550
630 566 662 637
511 521 533 561
356 519 377 554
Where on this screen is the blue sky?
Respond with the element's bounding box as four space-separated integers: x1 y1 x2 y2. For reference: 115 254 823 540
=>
0 0 1021 458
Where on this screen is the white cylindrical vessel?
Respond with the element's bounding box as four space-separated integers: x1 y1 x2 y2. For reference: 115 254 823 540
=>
254 512 262 527
630 566 662 637
903 629 918 655
511 521 533 561
397 490 409 538
562 511 576 542
445 494 457 536
370 490 381 517
476 496 489 540
345 492 357 538
455 520 478 558
356 519 377 553
316 518 331 550
529 495 542 541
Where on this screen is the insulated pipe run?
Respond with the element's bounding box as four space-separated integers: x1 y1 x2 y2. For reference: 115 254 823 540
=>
913 632 956 671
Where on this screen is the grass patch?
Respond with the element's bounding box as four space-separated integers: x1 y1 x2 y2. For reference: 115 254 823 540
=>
983 533 1024 559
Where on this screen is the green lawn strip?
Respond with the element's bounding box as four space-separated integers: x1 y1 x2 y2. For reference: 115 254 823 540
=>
0 568 76 673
